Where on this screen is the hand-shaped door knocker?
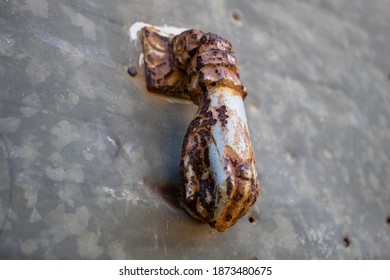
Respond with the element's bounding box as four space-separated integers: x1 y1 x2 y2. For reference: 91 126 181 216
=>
141 26 259 232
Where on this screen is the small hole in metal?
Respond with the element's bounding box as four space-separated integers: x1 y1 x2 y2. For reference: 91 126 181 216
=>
232 10 242 24
233 12 240 21
248 216 255 223
343 236 350 248
386 216 390 225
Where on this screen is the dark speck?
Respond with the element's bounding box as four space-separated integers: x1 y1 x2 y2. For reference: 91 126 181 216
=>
127 66 137 77
343 235 350 248
232 10 241 22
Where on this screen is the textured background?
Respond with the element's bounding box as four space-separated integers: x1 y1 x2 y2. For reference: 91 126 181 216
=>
0 0 390 259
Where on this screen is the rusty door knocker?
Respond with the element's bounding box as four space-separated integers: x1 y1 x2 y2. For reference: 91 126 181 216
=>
141 26 259 232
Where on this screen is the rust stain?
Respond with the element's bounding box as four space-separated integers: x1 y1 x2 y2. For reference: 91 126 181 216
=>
140 26 259 232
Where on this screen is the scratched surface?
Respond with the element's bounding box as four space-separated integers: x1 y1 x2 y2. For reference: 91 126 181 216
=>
1 0 390 259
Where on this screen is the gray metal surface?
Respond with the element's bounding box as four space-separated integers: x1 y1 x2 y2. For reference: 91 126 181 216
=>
1 0 390 259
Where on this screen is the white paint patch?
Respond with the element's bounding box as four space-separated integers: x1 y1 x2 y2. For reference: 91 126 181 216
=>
129 22 150 41
129 21 188 42
130 22 188 66
138 52 144 66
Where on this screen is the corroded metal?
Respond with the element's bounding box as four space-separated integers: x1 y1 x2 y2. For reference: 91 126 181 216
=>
142 26 259 232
